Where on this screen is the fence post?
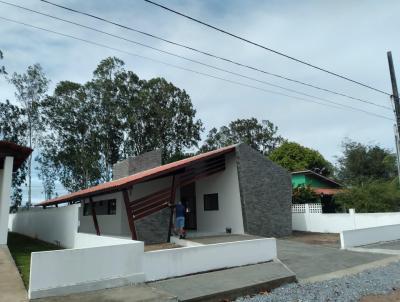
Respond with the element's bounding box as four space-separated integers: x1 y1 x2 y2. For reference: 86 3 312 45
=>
349 208 356 229
305 204 310 231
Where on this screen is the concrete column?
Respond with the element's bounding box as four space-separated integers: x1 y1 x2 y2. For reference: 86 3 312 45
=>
0 156 14 245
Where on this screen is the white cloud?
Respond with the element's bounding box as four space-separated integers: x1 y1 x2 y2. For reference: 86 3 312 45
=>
1 0 399 203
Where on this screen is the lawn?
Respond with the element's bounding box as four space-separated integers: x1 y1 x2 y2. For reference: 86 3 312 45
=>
7 232 62 288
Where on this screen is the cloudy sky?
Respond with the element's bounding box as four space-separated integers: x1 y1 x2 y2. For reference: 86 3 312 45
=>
1 0 400 203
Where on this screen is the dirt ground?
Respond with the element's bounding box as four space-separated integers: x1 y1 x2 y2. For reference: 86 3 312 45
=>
360 290 400 301
282 231 340 247
144 242 180 252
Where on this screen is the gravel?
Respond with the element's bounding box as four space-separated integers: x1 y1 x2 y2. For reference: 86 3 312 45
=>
236 261 400 302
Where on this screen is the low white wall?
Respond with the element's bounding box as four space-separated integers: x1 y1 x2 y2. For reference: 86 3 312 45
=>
29 233 145 300
143 238 276 281
340 224 400 249
8 205 79 248
292 206 400 233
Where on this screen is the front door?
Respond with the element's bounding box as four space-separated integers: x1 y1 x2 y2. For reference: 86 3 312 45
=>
180 183 197 230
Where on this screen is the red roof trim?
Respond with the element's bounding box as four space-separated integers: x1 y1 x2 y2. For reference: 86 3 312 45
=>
36 145 237 207
0 141 33 171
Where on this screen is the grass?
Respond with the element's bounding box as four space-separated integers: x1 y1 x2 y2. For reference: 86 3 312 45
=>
7 232 62 288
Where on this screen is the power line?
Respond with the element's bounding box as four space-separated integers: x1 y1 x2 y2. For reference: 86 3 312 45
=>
1 1 391 111
0 16 393 121
144 0 392 97
37 0 389 108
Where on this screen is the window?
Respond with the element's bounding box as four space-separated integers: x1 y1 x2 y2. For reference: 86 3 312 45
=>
204 193 219 211
83 199 117 216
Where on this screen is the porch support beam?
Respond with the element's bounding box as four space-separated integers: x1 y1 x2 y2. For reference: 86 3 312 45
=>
167 175 177 243
89 197 100 236
123 189 137 240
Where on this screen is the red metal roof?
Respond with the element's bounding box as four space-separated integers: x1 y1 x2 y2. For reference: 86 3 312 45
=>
313 188 343 195
36 145 236 207
0 141 33 171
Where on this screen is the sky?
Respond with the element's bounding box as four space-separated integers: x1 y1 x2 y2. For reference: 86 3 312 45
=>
1 0 400 204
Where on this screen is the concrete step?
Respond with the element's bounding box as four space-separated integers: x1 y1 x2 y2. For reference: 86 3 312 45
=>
150 260 296 302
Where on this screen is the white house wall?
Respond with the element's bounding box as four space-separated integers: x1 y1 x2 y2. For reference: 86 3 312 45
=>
79 192 125 236
195 153 244 234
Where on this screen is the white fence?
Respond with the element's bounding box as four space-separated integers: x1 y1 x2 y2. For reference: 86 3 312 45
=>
29 233 145 300
8 206 278 300
144 238 276 281
340 224 400 249
8 205 79 248
292 204 400 233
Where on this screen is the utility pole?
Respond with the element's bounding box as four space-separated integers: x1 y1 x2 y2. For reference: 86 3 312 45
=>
387 51 400 184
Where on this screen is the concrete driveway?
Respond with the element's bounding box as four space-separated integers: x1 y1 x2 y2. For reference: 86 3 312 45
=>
277 239 392 281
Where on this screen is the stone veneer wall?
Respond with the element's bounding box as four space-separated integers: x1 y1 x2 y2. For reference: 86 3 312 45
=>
113 150 162 180
135 208 171 244
235 144 292 237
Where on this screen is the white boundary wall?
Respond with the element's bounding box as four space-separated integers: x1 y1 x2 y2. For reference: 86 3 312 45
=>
8 205 79 248
143 238 276 281
292 204 400 233
29 233 145 300
340 224 400 249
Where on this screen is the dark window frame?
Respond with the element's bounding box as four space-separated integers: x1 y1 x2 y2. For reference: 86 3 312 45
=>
83 199 117 216
204 193 219 211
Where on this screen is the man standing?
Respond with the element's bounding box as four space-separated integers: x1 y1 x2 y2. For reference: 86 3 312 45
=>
175 201 186 239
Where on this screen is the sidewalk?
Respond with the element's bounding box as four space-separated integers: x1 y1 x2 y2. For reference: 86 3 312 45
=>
0 245 27 302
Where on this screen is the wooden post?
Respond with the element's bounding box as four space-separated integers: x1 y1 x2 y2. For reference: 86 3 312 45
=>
123 189 137 240
89 197 100 236
167 175 177 243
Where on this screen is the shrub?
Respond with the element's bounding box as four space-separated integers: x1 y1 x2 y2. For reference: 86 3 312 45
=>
335 180 400 213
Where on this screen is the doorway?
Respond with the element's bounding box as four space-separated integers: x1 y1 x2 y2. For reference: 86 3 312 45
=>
180 182 197 230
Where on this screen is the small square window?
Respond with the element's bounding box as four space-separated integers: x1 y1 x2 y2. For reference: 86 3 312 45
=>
204 193 219 211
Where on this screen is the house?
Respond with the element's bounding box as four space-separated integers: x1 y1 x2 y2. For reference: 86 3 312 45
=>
37 143 292 243
0 141 32 244
291 170 343 212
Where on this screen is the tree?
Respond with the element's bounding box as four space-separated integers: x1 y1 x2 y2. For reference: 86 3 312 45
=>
335 180 400 212
9 64 49 206
269 141 333 176
0 100 28 206
40 57 203 191
200 118 283 155
0 50 6 75
337 139 397 184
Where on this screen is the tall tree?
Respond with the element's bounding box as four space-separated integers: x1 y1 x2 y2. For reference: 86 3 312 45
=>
200 118 283 155
40 57 203 191
0 100 28 206
269 141 333 176
0 50 6 75
337 139 397 184
9 64 49 206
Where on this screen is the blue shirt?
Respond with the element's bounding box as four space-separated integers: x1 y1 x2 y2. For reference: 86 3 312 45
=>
176 203 185 218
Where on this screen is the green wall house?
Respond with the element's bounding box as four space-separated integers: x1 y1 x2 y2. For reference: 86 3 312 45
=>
292 170 343 212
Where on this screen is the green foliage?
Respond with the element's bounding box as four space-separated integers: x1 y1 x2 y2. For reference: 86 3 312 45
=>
337 139 397 184
335 180 400 213
200 118 283 155
0 50 6 75
0 100 28 206
292 184 318 204
269 141 333 176
40 57 203 192
9 63 49 206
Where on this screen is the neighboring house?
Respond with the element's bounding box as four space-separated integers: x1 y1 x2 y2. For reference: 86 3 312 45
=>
291 170 343 212
0 141 32 244
36 144 292 243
